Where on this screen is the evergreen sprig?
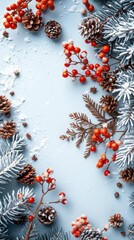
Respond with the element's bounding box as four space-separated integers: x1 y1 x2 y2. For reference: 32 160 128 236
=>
128 224 134 239
0 134 26 185
129 192 134 208
0 187 33 226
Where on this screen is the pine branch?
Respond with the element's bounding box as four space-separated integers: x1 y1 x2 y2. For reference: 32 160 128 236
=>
35 228 71 240
83 94 106 122
0 134 26 185
84 130 93 158
0 187 33 226
0 224 9 240
129 192 134 208
69 112 92 126
103 10 134 43
116 133 134 168
16 223 38 240
128 224 134 239
0 152 25 185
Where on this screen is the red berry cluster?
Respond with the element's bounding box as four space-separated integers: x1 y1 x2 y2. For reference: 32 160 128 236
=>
3 0 55 29
71 215 91 238
3 0 29 29
35 168 67 204
89 127 123 176
92 127 111 143
82 0 94 12
35 0 55 16
62 41 111 84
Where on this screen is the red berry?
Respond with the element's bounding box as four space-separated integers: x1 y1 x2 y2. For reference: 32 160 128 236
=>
104 170 110 176
95 64 100 69
82 58 88 64
111 142 119 151
102 57 109 64
82 0 89 4
62 71 69 78
92 135 98 142
35 175 43 183
97 77 103 83
112 154 117 161
72 69 78 76
100 128 107 136
81 65 86 70
97 136 103 143
90 145 96 152
103 65 110 72
6 15 13 22
67 44 74 52
96 70 102 77
11 23 17 29
102 45 110 53
21 2 28 8
101 154 106 160
98 52 105 59
96 160 104 168
28 215 34 222
91 41 97 47
28 197 35 204
18 10 25 16
85 70 91 76
74 47 81 53
10 3 17 10
88 64 94 70
4 21 11 28
88 4 94 12
79 76 86 83
94 128 100 136
105 132 111 138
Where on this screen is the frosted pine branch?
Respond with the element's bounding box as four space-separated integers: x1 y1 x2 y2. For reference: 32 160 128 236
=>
0 187 33 226
113 71 134 104
103 10 134 43
116 133 134 168
117 103 134 131
0 224 9 240
0 134 26 185
129 192 134 208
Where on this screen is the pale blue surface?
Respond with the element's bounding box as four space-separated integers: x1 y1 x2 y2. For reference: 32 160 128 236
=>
0 0 133 239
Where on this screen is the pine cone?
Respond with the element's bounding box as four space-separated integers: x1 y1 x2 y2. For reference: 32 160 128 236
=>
45 20 62 39
79 17 102 41
17 164 36 185
13 214 27 225
0 121 16 139
80 228 102 240
100 95 118 114
120 168 134 183
38 206 57 225
22 10 44 31
100 74 117 92
0 96 11 117
109 214 124 228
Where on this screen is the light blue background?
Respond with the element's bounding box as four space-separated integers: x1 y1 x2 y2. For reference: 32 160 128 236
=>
0 0 133 239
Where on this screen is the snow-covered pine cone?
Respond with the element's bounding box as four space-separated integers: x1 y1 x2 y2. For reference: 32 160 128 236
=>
109 214 124 228
38 206 57 225
79 17 102 41
80 228 103 240
100 74 117 92
0 95 11 117
0 121 16 139
45 20 62 39
22 10 44 31
17 164 36 185
120 168 134 183
100 95 118 114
